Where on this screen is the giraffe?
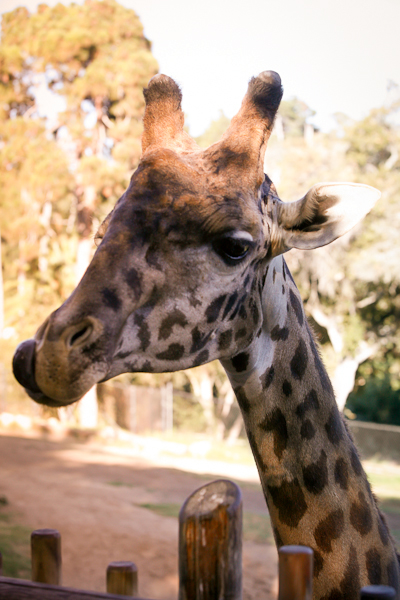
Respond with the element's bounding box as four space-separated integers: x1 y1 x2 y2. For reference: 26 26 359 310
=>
13 71 399 599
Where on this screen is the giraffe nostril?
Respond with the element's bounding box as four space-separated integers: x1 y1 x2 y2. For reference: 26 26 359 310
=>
67 323 93 348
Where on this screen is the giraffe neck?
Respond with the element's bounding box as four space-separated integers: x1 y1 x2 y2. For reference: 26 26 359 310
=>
221 256 399 599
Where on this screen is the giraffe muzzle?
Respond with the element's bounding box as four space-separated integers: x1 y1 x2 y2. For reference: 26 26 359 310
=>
13 314 113 407
12 339 64 407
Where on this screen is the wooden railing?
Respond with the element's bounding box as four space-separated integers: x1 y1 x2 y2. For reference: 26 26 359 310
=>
0 479 396 599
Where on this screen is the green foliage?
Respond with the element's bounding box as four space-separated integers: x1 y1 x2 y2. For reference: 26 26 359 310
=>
345 105 400 170
347 377 400 425
1 0 399 431
0 507 31 579
195 111 230 148
139 501 274 544
139 502 180 518
243 511 274 544
0 0 158 412
276 97 400 424
172 393 207 432
278 97 315 137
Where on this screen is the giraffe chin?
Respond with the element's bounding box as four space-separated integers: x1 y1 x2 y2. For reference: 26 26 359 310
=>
23 386 80 408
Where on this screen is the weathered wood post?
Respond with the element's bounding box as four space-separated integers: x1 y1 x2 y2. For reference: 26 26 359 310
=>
106 561 138 596
360 586 396 599
278 545 313 600
0 551 2 576
31 529 62 585
178 479 242 600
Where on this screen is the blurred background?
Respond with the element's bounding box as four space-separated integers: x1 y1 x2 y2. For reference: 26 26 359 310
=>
0 0 399 438
0 1 399 596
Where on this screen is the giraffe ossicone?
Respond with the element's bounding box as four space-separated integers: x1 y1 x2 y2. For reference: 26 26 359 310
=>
13 71 399 599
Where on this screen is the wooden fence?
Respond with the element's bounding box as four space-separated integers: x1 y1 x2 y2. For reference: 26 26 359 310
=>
0 479 395 600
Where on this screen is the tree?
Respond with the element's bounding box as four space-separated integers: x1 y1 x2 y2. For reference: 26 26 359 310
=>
280 100 400 421
278 97 316 139
195 111 230 148
0 0 158 419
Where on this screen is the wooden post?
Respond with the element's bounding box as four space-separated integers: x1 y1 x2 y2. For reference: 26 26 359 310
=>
31 529 61 585
360 586 396 599
178 479 242 600
107 561 138 596
0 551 2 576
278 545 313 600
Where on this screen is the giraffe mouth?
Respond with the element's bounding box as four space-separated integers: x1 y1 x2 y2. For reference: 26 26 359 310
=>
12 339 81 407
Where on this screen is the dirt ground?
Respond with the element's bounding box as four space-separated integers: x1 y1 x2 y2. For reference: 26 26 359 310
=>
0 431 278 599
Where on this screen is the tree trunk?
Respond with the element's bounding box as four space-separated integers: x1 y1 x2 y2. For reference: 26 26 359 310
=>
227 413 244 445
77 386 98 429
216 386 235 441
186 368 215 434
332 343 378 412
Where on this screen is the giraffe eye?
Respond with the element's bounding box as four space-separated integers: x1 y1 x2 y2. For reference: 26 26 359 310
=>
213 234 253 265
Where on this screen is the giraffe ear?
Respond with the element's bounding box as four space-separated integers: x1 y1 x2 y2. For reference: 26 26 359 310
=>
271 182 380 254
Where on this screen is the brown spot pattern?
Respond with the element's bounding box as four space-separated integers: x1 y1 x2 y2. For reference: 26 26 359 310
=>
334 457 349 490
377 512 390 546
282 380 292 397
235 327 247 340
218 329 232 351
205 294 227 323
222 292 238 320
134 314 151 351
313 550 324 578
325 408 344 445
260 365 275 390
231 352 250 372
338 545 360 599
296 389 320 418
302 450 328 495
387 559 400 591
306 324 332 392
350 491 373 536
125 267 143 301
158 309 188 340
195 349 209 364
270 325 289 341
190 326 213 353
300 420 316 440
101 288 121 311
259 407 288 460
290 339 308 380
350 445 363 476
366 548 382 584
314 509 344 553
249 298 260 325
235 386 251 413
238 304 247 320
156 343 185 361
267 478 307 528
289 288 303 326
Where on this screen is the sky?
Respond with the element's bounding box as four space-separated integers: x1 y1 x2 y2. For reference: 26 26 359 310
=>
1 0 400 135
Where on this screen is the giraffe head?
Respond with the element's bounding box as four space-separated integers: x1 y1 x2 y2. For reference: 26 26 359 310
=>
13 72 379 407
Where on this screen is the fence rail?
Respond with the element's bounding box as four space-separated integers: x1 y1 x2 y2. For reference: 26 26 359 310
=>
0 478 395 600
